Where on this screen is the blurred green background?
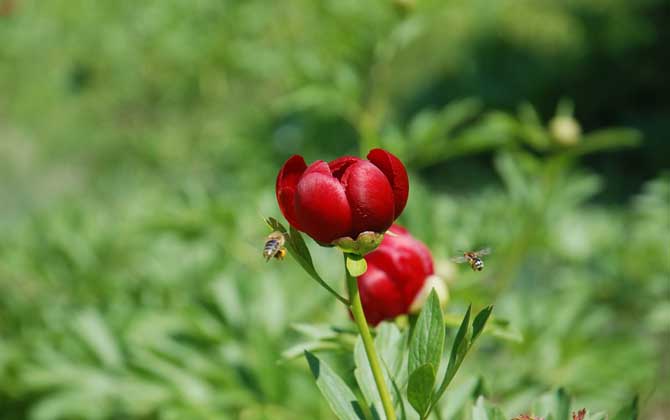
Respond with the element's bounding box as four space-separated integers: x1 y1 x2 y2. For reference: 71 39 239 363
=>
1 0 668 419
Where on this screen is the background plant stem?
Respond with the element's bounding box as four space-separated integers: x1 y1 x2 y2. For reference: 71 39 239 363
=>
345 260 397 420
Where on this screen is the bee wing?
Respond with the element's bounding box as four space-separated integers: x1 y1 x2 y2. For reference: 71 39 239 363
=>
450 255 468 263
476 247 492 256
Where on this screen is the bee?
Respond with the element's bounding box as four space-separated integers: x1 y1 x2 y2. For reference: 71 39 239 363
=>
263 231 287 261
450 248 491 271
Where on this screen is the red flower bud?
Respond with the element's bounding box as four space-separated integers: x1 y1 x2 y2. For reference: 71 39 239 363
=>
275 149 409 244
357 225 434 326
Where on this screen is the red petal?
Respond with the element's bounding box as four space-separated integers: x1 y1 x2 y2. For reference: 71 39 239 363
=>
357 263 405 326
387 225 434 276
294 161 352 243
366 230 433 308
329 156 361 180
367 149 409 218
276 155 307 230
341 161 395 237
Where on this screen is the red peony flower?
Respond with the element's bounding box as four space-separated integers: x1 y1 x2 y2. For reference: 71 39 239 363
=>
357 224 439 326
275 149 409 244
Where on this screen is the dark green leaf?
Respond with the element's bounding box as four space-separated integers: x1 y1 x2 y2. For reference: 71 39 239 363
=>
408 290 445 375
407 363 435 418
433 305 471 401
612 396 638 420
555 388 571 420
304 351 366 420
471 306 493 342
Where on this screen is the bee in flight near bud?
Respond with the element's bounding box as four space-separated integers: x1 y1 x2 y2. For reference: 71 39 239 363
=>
450 248 491 271
263 231 287 261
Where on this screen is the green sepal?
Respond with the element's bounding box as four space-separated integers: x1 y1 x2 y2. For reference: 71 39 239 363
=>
334 231 385 256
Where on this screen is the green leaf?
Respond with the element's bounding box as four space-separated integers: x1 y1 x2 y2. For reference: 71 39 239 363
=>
73 310 122 368
408 290 445 375
376 323 406 382
433 305 471 401
612 396 638 420
346 254 368 277
304 351 365 420
444 313 522 343
472 396 506 420
265 217 349 304
354 338 385 419
562 128 641 158
554 388 571 420
407 363 435 418
471 306 493 342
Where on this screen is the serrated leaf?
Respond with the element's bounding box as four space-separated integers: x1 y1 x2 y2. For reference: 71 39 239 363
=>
407 363 435 418
346 254 368 277
304 351 365 420
408 290 445 375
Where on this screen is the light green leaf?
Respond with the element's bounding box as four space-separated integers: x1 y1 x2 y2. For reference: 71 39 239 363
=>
376 323 406 381
563 128 641 158
304 351 365 420
472 396 506 420
408 290 445 376
73 310 122 368
346 254 368 277
354 338 385 420
444 313 522 343
407 363 435 418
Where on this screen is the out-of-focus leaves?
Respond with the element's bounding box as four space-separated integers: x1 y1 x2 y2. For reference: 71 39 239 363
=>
471 396 507 420
560 128 642 158
611 396 638 420
73 309 123 369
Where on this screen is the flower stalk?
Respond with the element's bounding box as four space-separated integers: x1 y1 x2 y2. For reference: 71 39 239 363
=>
345 256 397 420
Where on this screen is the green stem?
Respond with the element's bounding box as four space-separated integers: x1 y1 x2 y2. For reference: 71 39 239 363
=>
345 259 397 420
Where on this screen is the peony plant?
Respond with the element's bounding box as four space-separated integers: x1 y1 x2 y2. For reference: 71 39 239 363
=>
266 149 492 420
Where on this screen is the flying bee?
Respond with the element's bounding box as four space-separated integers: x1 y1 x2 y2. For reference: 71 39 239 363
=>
450 248 491 271
263 231 287 261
